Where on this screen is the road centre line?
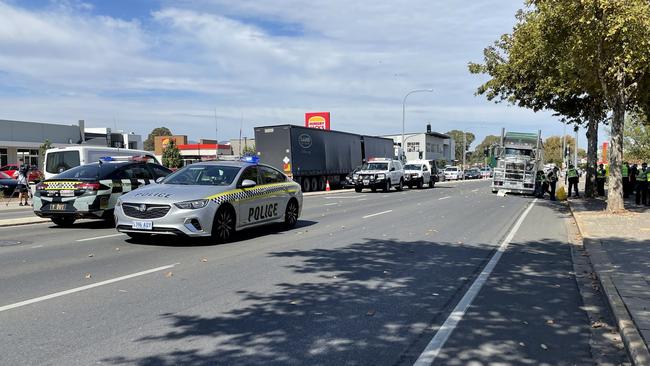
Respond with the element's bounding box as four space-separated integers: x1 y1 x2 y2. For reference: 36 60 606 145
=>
471 189 479 192
438 196 451 200
362 210 393 219
0 263 179 313
76 233 126 242
413 199 538 366
324 203 338 206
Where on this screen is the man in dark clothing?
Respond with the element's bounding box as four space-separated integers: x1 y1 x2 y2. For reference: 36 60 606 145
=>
567 164 580 198
630 164 638 195
636 162 648 206
548 167 558 201
596 164 606 197
622 162 630 198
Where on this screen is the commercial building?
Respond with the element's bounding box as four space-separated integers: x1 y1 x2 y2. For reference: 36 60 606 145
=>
153 135 233 165
84 127 143 150
384 125 454 163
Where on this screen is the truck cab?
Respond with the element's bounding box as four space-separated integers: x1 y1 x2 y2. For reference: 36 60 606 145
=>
353 158 404 192
491 131 544 195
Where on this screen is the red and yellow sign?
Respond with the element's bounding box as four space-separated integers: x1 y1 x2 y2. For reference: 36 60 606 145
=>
305 112 330 130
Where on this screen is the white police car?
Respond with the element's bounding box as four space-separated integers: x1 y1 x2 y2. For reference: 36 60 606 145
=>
114 158 303 243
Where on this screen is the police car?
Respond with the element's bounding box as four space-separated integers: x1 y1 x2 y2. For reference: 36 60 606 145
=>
33 158 172 227
114 158 303 243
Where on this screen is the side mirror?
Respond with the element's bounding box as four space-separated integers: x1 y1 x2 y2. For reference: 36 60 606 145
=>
155 177 165 183
390 167 395 172
241 179 257 188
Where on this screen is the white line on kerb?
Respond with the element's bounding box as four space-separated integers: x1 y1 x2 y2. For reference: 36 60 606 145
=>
362 210 392 219
0 263 178 313
76 233 126 242
413 199 538 366
438 196 451 200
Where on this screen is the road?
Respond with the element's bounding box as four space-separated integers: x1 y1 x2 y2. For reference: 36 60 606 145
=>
0 180 599 365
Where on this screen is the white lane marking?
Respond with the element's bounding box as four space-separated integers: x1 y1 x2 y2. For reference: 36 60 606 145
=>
324 203 338 206
357 198 367 201
76 233 126 242
471 189 479 192
362 210 393 219
438 196 451 200
0 263 179 313
324 196 364 199
413 199 537 366
31 245 44 249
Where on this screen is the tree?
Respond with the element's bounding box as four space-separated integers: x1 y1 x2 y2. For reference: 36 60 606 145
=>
446 130 475 162
471 135 500 164
242 144 256 156
144 127 172 151
470 1 650 210
624 114 650 162
162 139 183 169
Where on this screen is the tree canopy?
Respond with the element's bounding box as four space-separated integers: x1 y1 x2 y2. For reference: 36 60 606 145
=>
144 127 172 151
446 130 475 162
162 139 183 169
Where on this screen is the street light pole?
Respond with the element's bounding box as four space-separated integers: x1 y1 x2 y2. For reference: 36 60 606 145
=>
402 89 433 159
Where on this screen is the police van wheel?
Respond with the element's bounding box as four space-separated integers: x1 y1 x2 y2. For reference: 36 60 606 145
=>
51 217 75 227
383 180 391 192
430 179 435 188
284 199 299 229
212 206 235 243
417 180 423 189
396 179 404 191
355 187 363 193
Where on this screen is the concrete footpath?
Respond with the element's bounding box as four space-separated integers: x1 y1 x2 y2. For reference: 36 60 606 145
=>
0 199 47 227
570 198 650 365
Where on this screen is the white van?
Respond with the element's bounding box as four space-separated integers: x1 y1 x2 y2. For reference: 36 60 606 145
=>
44 146 159 180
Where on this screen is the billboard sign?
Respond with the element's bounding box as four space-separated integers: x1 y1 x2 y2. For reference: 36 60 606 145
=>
305 112 330 130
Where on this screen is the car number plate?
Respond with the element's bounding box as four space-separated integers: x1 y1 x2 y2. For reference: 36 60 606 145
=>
50 203 66 211
60 190 75 197
132 221 153 230
363 180 369 185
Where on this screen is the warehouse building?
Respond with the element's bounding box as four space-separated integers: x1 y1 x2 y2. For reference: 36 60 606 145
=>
384 124 455 163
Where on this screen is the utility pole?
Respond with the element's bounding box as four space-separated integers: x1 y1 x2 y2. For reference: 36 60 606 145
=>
462 132 467 180
562 123 567 170
574 127 579 167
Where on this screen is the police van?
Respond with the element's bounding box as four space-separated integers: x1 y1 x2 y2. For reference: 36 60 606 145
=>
44 146 158 180
34 157 171 226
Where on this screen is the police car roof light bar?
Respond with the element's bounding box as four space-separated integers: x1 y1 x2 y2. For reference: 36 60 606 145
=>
240 156 260 164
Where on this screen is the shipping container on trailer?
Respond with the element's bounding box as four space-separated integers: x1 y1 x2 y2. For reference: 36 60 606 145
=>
254 125 394 192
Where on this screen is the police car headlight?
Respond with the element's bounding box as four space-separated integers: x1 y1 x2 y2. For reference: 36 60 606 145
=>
377 173 386 180
175 199 209 209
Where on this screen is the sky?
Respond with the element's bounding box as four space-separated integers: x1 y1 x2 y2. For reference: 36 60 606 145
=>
0 0 598 149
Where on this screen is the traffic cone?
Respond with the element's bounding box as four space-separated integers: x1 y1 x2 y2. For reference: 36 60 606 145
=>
326 180 331 191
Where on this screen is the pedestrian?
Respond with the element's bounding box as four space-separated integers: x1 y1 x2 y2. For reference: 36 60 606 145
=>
630 163 638 195
12 158 30 206
596 163 606 197
636 162 648 206
567 164 580 198
548 167 558 201
622 161 630 198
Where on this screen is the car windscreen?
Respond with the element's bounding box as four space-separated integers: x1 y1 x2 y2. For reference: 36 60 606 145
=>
445 167 458 172
52 163 118 180
46 151 81 174
403 164 421 170
362 163 388 170
163 165 240 186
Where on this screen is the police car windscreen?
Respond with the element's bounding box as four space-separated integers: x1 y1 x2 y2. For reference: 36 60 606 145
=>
362 163 388 170
54 164 118 180
163 165 240 186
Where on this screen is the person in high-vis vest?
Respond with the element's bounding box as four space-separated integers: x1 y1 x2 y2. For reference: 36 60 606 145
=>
596 164 606 197
547 167 559 201
622 162 630 198
567 164 580 198
636 162 648 206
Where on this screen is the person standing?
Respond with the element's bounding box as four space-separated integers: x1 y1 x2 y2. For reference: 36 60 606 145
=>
548 167 558 201
567 164 580 198
12 158 30 206
636 162 648 206
630 163 638 195
622 162 630 198
596 164 607 197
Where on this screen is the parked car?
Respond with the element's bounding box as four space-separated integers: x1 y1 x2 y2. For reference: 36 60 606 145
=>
403 161 432 189
353 158 405 192
0 171 19 197
0 164 43 182
444 166 462 180
479 166 493 178
464 168 481 180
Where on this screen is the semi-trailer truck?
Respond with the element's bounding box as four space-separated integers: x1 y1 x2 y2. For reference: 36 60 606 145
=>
491 129 545 195
254 124 394 192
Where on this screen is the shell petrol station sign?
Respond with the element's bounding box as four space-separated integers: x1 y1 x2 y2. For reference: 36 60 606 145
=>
305 112 330 130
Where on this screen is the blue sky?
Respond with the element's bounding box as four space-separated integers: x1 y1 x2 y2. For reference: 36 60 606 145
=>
0 0 597 148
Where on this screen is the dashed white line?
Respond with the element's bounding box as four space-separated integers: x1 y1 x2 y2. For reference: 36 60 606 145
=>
362 210 392 219
324 203 338 206
76 233 126 242
0 263 179 313
413 199 538 366
438 196 451 200
471 189 479 192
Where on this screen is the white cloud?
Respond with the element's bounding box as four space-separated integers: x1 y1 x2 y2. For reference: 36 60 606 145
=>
0 0 580 146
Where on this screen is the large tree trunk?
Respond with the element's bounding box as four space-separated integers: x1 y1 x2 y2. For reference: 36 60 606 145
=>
584 117 599 198
607 96 626 212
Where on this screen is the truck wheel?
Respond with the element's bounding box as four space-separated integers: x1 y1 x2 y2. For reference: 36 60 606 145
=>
311 177 319 191
51 217 75 227
211 205 236 244
383 180 391 192
318 177 326 191
355 186 363 193
302 178 311 192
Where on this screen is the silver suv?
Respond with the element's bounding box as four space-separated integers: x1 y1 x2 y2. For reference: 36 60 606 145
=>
353 158 405 192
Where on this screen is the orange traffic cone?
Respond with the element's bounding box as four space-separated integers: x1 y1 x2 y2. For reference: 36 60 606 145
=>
326 180 331 191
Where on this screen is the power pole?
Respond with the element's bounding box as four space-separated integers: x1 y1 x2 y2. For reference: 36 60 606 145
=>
574 127 579 167
462 132 467 180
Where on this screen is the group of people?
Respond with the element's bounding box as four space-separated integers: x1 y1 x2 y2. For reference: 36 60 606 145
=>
595 161 650 206
534 166 561 201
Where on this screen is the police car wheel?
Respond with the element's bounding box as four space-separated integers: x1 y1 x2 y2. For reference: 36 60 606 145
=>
417 180 423 189
284 199 299 229
51 217 75 227
212 206 235 243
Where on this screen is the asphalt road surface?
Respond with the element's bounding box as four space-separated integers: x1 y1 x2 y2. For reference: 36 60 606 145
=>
0 180 598 365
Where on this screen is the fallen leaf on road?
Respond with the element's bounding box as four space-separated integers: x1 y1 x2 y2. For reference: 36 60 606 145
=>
165 271 173 278
84 273 92 279
115 247 120 251
290 300 298 305
201 258 208 262
591 321 605 328
546 319 555 325
522 321 529 325
118 289 128 293
366 309 376 316
541 344 549 350
519 342 525 347
88 253 94 257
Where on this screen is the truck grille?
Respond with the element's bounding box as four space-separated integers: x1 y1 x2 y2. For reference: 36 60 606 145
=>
506 163 525 171
123 204 171 219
